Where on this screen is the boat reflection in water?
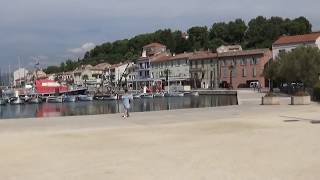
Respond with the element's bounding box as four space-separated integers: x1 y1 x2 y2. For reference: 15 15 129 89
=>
0 95 237 119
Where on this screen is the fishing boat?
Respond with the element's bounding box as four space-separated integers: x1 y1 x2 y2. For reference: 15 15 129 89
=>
46 96 63 103
184 91 199 97
140 93 154 98
77 94 94 101
153 92 165 97
63 95 77 102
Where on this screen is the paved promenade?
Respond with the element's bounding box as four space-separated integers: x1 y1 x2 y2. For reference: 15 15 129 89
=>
0 90 320 180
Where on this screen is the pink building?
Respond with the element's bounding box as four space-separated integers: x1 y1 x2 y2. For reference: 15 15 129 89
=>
218 49 272 88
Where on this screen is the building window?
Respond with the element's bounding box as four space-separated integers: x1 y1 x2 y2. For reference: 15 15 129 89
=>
253 67 257 77
190 61 193 67
223 68 227 77
201 60 204 67
232 67 236 77
242 68 247 77
240 58 245 65
195 61 198 68
139 71 143 77
220 60 225 66
252 57 258 65
232 59 236 66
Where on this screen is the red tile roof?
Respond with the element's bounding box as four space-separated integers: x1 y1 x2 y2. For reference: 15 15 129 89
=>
189 51 217 60
143 43 166 48
217 49 270 57
273 32 320 46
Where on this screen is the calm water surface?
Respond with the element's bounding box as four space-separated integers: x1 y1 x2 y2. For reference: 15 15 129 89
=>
0 95 238 119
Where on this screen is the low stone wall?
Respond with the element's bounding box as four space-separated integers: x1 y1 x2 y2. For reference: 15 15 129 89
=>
262 96 280 105
291 96 311 105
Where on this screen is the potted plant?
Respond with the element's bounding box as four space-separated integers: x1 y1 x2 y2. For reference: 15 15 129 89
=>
291 91 311 105
262 92 280 105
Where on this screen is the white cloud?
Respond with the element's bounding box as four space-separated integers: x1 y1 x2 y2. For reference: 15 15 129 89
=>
68 42 96 55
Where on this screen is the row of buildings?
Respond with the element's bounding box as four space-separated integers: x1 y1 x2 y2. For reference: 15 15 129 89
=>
12 32 320 91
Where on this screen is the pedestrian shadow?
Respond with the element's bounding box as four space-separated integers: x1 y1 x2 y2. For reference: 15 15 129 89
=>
280 116 320 124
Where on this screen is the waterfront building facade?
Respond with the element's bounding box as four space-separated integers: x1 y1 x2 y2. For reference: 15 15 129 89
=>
151 53 192 91
136 43 169 89
272 32 320 59
218 49 272 88
189 51 219 89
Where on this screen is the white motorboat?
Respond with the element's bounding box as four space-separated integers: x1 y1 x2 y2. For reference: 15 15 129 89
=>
78 95 94 101
184 91 200 97
28 96 42 104
63 95 77 102
140 93 154 98
9 97 25 105
46 96 63 103
153 92 165 97
94 94 118 100
164 92 185 97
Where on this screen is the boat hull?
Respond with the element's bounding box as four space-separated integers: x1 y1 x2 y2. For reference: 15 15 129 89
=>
78 95 94 101
47 96 63 103
140 93 154 98
63 96 77 102
94 95 118 100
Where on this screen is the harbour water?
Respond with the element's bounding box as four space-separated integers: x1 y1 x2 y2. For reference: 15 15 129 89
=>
0 95 237 119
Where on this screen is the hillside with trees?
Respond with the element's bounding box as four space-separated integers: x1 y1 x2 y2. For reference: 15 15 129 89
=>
44 16 312 74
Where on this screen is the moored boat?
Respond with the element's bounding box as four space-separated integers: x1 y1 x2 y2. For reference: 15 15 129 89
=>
164 92 185 97
9 97 25 105
46 96 63 103
140 93 154 98
63 95 77 102
153 92 165 97
28 96 42 104
77 95 94 101
94 94 118 100
184 91 199 97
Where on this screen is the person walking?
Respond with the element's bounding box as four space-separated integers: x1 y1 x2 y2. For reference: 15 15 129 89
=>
121 89 133 118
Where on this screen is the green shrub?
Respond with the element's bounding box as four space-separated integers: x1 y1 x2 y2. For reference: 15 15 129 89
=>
294 91 309 96
264 92 277 97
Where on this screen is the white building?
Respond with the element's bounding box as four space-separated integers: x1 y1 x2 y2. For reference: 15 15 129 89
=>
151 53 191 91
272 32 320 59
13 68 29 87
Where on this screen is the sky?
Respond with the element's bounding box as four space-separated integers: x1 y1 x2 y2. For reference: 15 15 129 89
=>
0 0 319 71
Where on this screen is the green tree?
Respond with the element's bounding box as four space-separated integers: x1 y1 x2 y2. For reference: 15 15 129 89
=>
209 22 228 42
187 26 209 50
227 19 247 44
263 59 280 92
276 47 320 90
